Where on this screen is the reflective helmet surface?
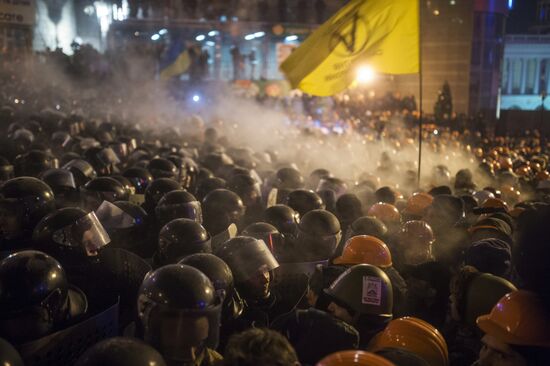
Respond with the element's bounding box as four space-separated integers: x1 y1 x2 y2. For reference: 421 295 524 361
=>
155 218 211 266
75 337 166 366
0 250 70 343
324 264 393 318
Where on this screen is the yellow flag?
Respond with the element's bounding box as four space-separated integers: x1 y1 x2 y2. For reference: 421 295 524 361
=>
160 50 191 80
280 0 419 96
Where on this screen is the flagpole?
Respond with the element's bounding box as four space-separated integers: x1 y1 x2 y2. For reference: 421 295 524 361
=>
417 0 423 187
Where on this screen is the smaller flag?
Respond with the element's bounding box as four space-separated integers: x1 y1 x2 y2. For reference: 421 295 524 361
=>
160 49 191 80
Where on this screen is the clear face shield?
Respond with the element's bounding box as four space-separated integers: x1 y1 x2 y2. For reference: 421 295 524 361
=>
95 201 136 232
109 142 128 160
62 159 97 182
155 200 203 225
80 187 119 211
138 295 223 362
297 226 343 259
52 212 111 256
97 147 120 168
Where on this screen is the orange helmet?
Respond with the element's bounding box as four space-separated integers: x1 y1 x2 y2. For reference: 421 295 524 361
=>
402 193 433 217
473 147 484 159
369 317 449 366
333 235 392 267
316 351 395 366
481 197 509 211
499 157 513 171
477 290 550 347
368 203 401 226
514 165 531 177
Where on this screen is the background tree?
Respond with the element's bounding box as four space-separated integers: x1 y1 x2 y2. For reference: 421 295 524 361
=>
434 81 453 123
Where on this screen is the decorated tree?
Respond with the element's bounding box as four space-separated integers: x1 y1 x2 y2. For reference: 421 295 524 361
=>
434 81 453 123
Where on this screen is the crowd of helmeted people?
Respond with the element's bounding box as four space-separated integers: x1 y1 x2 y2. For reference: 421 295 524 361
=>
0 50 550 366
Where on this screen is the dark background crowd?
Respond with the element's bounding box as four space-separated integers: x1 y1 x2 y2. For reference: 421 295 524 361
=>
0 47 549 366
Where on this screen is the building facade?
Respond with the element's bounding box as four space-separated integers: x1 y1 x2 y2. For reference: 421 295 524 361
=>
499 35 550 111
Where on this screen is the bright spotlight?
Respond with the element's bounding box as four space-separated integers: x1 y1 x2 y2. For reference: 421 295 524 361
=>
192 95 200 103
244 34 256 41
285 35 298 42
208 30 219 37
356 65 376 84
151 34 160 41
254 31 265 38
195 34 206 41
159 28 168 35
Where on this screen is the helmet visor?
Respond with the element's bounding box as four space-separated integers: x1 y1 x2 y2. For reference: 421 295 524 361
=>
97 148 120 167
96 201 136 230
52 211 111 256
139 298 222 359
62 159 97 180
155 201 203 225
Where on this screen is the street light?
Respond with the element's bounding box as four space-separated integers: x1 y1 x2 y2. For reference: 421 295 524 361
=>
540 91 547 148
356 65 376 84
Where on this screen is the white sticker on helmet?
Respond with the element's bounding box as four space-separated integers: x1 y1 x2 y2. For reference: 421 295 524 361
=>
362 276 382 305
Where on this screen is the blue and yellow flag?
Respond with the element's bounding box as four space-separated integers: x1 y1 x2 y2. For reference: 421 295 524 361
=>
280 0 419 96
160 49 191 80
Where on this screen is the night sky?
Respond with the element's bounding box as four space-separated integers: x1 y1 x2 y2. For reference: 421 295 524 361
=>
506 0 539 34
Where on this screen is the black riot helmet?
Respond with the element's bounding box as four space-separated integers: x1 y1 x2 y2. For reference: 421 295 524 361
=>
40 168 77 194
51 131 72 155
324 264 393 320
202 189 245 236
215 236 279 286
276 167 305 190
242 222 284 256
179 253 235 303
196 177 227 201
155 189 202 226
143 178 183 214
14 150 56 177
75 337 166 366
0 250 85 344
95 200 151 258
40 168 79 208
107 141 129 163
84 146 120 175
345 216 388 243
336 193 363 224
317 177 348 199
33 207 111 264
153 218 211 267
285 189 325 217
167 155 199 192
110 175 137 196
0 156 14 182
263 204 301 237
10 128 34 154
201 152 234 176
62 159 97 187
307 168 332 190
147 158 178 180
296 209 342 262
137 264 222 361
228 174 262 208
0 177 56 239
123 167 154 194
0 338 24 366
80 177 128 211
